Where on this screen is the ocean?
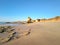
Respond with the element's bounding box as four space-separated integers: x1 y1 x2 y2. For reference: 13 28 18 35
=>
0 22 19 26
0 22 6 24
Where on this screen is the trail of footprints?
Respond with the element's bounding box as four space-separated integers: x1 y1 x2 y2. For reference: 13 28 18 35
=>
0 26 31 44
0 26 20 44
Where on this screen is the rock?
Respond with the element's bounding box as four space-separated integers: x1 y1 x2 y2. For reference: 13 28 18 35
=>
27 17 32 23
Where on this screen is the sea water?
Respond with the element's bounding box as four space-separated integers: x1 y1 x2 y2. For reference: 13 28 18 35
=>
0 22 6 24
0 22 19 26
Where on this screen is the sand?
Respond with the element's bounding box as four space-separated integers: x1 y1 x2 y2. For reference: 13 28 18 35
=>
1 22 60 45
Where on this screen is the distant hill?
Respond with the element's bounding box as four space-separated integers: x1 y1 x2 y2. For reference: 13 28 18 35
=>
40 16 60 22
48 16 60 20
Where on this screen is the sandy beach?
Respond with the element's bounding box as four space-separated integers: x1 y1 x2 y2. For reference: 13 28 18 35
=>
1 22 60 45
0 0 60 45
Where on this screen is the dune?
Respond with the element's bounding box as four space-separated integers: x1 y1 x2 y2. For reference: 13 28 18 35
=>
1 22 60 45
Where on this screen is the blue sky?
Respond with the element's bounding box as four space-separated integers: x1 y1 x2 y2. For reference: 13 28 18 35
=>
0 0 60 22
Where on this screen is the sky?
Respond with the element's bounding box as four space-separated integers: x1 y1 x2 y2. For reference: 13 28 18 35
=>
0 0 60 22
